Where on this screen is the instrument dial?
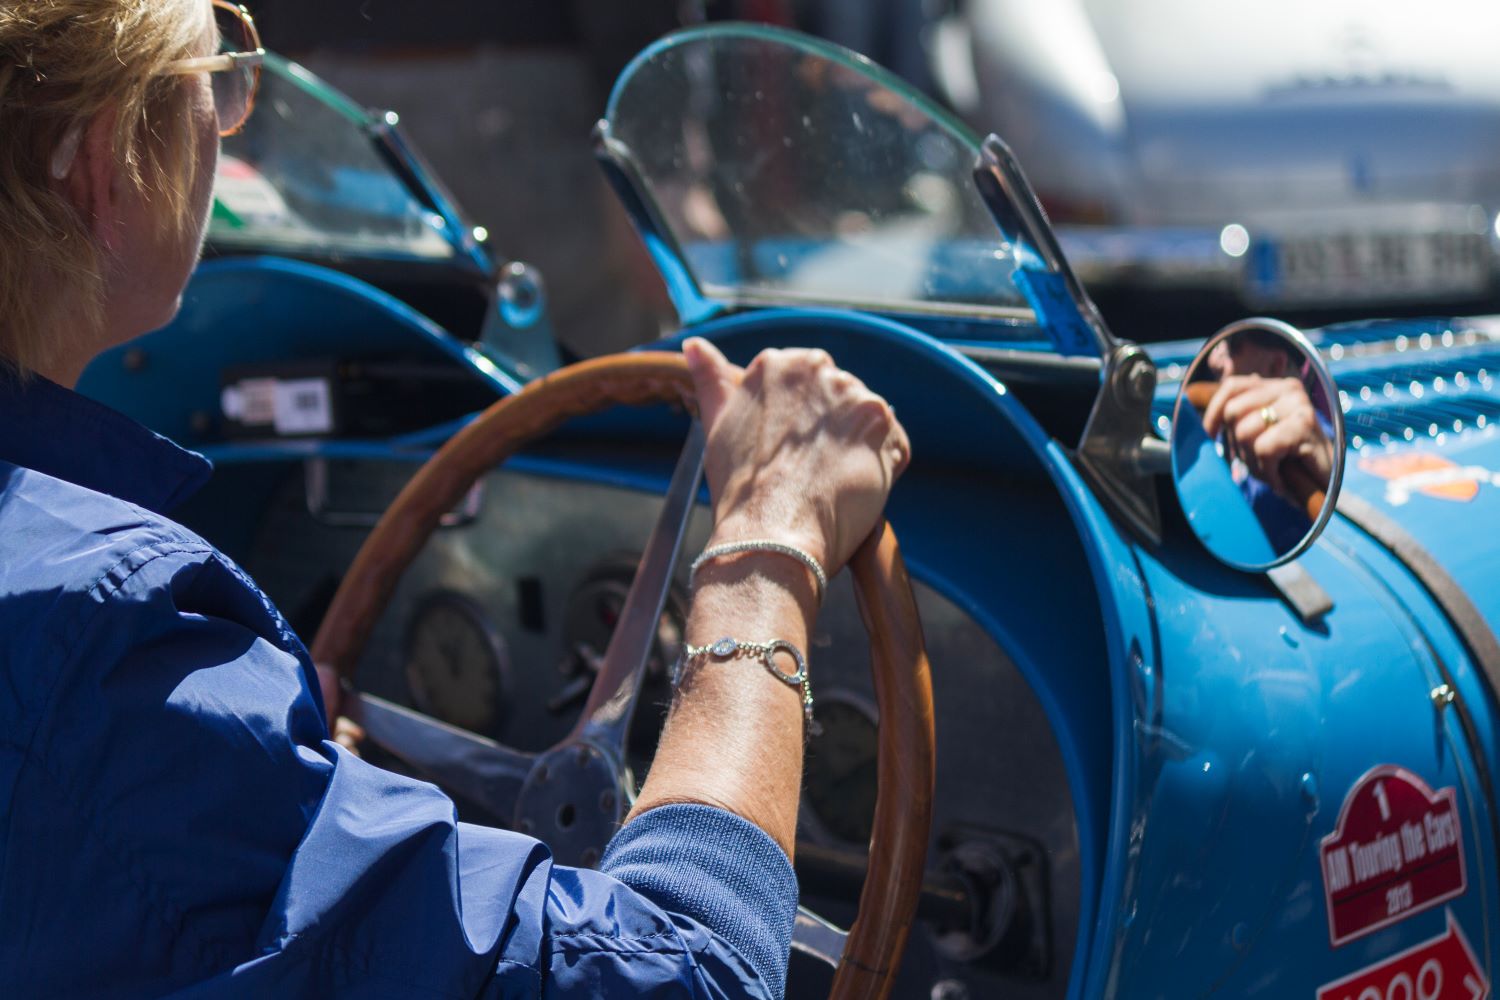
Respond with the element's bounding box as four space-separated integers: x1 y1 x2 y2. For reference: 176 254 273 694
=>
802 693 880 846
403 591 510 735
554 561 687 777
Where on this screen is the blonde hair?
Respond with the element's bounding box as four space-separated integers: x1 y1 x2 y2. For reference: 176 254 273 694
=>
0 0 211 376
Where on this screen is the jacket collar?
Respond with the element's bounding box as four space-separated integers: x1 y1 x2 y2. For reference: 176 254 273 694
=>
0 372 212 514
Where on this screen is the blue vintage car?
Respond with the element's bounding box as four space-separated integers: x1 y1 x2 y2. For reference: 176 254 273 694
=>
79 23 1499 1000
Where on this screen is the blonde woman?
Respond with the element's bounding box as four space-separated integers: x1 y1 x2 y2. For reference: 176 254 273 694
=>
0 2 909 997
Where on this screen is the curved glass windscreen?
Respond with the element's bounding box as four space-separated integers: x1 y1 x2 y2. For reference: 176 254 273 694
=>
604 25 1030 318
209 55 457 262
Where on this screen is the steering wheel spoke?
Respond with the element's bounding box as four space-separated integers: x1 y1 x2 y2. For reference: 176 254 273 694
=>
792 905 849 969
350 690 534 817
572 420 706 753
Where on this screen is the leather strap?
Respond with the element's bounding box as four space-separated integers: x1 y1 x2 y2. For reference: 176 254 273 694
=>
1336 493 1500 692
1335 492 1500 872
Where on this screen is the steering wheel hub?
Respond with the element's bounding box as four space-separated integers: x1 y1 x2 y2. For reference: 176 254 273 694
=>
513 741 628 867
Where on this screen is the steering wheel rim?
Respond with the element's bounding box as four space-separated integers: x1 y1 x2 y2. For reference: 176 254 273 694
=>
309 350 935 999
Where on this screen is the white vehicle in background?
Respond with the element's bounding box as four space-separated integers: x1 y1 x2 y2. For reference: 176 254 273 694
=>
930 0 1500 337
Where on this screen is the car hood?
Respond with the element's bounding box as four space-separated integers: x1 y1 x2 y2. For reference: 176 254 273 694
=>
1083 0 1500 222
1327 318 1500 637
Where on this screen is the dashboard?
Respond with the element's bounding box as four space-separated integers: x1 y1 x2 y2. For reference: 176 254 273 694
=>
240 460 1081 998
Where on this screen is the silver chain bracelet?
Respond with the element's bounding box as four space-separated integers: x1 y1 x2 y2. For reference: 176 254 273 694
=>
673 636 815 727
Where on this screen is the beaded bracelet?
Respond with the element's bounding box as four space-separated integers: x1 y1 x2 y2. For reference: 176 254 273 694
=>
689 540 828 602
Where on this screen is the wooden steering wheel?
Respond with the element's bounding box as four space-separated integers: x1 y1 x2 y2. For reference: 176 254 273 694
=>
310 351 935 999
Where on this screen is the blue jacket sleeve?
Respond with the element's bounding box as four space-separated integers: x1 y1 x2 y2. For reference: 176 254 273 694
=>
599 804 800 1000
3 540 797 999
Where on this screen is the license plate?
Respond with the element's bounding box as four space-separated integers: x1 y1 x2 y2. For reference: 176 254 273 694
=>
1247 228 1490 306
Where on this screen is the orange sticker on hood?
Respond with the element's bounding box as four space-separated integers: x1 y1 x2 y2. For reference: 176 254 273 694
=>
1358 453 1500 505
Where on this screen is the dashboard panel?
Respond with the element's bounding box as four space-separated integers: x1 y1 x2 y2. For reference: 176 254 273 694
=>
241 460 1080 998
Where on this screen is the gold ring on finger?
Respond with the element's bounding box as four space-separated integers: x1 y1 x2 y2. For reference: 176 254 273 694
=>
1260 404 1279 428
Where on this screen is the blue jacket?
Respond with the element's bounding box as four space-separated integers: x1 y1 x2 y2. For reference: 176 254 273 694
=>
0 373 797 998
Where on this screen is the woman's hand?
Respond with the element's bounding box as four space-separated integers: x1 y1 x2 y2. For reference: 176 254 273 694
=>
627 338 909 856
1201 374 1333 498
684 338 910 577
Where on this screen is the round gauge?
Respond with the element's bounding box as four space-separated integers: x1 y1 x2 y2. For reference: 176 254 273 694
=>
802 694 880 846
404 592 510 735
553 561 687 776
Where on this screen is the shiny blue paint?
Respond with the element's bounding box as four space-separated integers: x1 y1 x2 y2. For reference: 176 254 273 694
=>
1133 331 1499 993
1033 438 1158 998
643 311 1500 995
59 20 1500 993
1103 521 1498 993
1338 485 1500 768
1321 517 1500 912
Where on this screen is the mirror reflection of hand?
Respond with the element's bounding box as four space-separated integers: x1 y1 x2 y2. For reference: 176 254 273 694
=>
1201 374 1333 500
684 337 910 576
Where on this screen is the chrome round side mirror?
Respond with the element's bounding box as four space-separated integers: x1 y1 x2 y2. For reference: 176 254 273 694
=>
1170 318 1345 571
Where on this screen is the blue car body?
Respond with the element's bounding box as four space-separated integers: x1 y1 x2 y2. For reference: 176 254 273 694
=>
78 25 1499 1000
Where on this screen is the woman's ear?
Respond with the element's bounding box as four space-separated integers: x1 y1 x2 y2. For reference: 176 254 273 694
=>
63 105 123 253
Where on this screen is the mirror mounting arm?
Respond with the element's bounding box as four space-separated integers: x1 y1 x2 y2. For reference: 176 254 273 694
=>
1265 563 1335 625
1133 436 1172 477
1074 344 1165 546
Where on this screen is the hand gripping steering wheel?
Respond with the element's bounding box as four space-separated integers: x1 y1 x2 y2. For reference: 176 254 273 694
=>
310 351 935 999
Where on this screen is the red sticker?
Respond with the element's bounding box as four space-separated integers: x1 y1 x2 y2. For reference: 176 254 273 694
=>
1320 766 1466 946
1317 912 1488 1000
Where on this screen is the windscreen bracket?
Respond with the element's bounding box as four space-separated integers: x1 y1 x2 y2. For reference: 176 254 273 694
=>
971 135 1165 542
973 135 1114 359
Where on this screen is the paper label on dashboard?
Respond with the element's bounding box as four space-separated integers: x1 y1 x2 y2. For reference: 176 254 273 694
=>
272 378 334 436
1320 766 1466 946
222 377 277 427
